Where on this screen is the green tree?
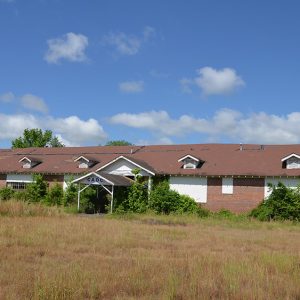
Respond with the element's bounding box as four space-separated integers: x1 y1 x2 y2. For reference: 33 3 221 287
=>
105 140 133 146
12 128 64 148
26 174 48 202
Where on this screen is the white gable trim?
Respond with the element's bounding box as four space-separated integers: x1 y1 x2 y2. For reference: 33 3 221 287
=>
74 156 90 162
96 156 155 176
178 154 200 163
18 156 32 163
281 153 300 162
72 172 114 186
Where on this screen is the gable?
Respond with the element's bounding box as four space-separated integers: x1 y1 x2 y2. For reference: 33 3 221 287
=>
100 158 152 176
281 153 300 169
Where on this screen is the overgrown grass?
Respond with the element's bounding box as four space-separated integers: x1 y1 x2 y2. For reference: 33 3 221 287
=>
0 202 299 299
0 199 65 217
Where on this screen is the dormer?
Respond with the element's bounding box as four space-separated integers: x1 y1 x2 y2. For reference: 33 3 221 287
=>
74 156 98 169
281 153 300 169
178 155 201 169
18 156 41 169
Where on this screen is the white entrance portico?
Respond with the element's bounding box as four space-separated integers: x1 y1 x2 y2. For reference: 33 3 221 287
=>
72 172 133 213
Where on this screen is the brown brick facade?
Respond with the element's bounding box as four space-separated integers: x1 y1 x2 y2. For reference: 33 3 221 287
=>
0 174 6 188
43 175 64 188
204 177 265 213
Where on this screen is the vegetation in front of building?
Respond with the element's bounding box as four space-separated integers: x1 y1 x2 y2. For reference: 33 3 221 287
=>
250 182 300 221
0 172 300 221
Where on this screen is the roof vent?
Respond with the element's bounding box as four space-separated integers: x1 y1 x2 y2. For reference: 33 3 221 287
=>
239 143 243 151
260 145 264 150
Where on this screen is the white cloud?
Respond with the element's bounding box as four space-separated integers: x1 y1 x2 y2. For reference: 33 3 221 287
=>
103 26 155 56
181 67 245 96
110 109 300 144
179 78 193 93
44 32 88 64
21 94 48 113
149 69 169 79
143 26 156 40
119 81 144 93
0 92 15 103
0 113 107 146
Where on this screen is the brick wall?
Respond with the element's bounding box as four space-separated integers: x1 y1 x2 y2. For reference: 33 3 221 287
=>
43 175 64 188
0 174 6 188
204 177 265 213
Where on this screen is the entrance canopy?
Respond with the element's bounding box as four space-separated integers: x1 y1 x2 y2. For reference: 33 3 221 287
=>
72 171 133 212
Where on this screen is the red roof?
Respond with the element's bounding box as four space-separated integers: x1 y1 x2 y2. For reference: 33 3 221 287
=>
1 144 300 177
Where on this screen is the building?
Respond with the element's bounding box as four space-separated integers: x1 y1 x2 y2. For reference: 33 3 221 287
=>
1 143 300 212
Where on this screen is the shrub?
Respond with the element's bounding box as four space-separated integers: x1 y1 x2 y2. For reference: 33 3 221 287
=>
63 179 77 206
79 186 97 214
26 174 48 203
149 180 181 214
250 182 300 221
45 183 64 206
127 176 148 213
13 191 28 201
0 187 14 200
177 194 200 214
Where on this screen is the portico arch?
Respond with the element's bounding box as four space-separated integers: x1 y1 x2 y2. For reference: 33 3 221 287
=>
72 172 133 213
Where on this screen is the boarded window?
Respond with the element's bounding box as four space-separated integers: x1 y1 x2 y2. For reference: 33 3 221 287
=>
222 178 233 194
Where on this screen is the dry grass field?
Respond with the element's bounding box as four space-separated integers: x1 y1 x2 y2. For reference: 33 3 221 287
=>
0 201 300 299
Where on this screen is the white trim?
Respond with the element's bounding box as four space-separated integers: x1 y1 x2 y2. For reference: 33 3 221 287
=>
18 156 32 163
74 155 90 162
222 177 233 194
281 153 300 162
7 174 33 183
96 156 155 176
178 154 200 163
72 172 114 186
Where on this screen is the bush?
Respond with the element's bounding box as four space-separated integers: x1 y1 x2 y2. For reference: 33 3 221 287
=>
176 194 199 213
127 177 148 213
250 182 300 221
79 186 97 213
26 174 48 203
111 187 127 213
149 180 181 214
44 183 64 206
0 187 14 200
13 191 28 201
63 179 77 206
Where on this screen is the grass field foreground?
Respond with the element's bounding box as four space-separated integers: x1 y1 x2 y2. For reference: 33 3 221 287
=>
0 201 300 299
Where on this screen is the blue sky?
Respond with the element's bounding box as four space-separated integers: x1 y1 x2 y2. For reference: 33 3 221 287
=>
1 0 300 147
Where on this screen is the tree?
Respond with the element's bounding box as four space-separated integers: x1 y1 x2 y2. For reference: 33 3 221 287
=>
105 140 133 146
26 174 48 202
11 128 64 148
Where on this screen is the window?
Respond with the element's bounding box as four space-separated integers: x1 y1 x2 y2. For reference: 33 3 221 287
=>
7 182 28 190
222 178 233 194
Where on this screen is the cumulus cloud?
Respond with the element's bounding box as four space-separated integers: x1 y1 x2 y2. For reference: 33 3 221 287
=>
181 67 245 96
103 26 155 56
21 94 48 113
0 92 15 103
110 109 300 144
0 113 107 146
44 32 88 64
119 81 144 93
